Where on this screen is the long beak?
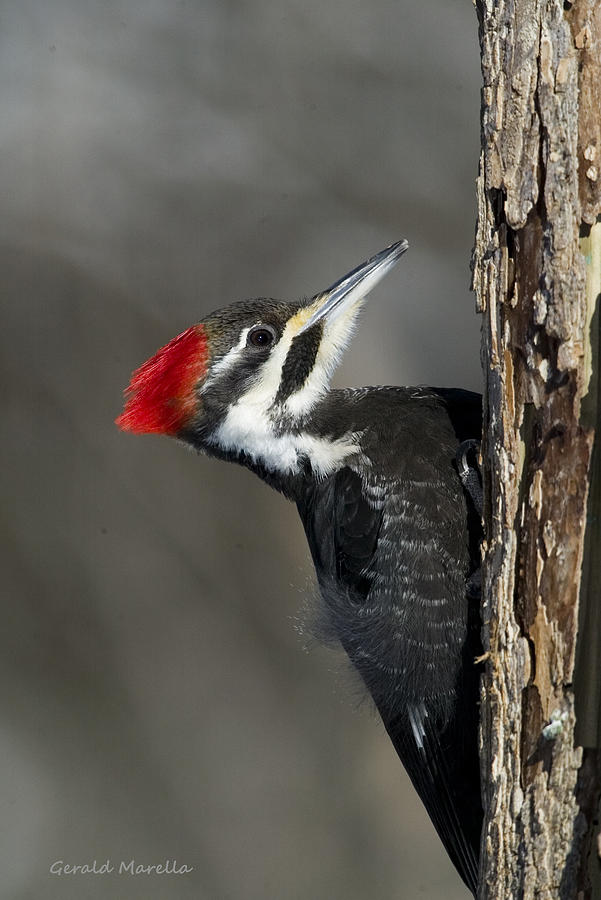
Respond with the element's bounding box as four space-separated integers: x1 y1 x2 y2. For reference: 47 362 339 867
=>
297 238 408 335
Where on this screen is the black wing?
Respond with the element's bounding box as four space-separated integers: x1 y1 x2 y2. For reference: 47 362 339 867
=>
297 462 482 896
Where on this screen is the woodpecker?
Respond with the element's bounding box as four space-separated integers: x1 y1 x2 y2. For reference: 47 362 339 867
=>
117 240 484 895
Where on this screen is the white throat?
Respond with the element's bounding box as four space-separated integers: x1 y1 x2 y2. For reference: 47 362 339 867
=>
209 400 360 477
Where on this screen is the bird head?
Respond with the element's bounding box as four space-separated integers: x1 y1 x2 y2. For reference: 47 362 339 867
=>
116 239 407 475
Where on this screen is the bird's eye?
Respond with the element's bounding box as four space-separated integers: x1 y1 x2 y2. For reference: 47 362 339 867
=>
247 325 276 348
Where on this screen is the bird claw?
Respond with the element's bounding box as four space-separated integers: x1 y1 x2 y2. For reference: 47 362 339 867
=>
456 440 482 520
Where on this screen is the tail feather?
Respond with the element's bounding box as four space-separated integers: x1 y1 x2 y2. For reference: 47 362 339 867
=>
396 702 481 895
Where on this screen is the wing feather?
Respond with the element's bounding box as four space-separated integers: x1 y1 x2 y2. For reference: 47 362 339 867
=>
298 460 482 896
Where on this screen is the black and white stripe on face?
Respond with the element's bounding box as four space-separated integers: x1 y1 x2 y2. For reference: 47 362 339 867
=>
203 292 360 422
198 299 294 413
195 240 407 465
274 326 323 407
200 296 363 476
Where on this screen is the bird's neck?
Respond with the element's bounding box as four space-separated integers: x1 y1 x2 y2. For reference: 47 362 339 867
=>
198 389 360 495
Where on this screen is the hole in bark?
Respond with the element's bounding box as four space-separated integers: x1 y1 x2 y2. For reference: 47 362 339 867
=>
506 224 516 258
545 423 567 444
488 187 507 221
563 1 572 9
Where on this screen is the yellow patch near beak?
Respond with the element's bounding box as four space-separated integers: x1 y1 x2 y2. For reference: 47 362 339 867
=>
288 296 325 332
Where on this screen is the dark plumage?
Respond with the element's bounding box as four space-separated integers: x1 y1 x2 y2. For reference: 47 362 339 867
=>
296 387 483 893
117 240 483 895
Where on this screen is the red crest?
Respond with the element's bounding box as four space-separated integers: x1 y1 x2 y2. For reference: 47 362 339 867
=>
116 325 208 435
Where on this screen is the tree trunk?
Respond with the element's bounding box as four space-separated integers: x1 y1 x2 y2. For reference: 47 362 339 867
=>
472 1 601 897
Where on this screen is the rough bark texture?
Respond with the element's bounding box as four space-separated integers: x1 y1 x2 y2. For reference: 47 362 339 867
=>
472 1 601 897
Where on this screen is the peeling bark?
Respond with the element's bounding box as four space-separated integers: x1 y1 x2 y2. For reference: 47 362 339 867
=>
472 1 601 897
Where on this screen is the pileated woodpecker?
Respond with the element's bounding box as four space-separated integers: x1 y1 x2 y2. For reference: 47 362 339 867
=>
117 240 483 895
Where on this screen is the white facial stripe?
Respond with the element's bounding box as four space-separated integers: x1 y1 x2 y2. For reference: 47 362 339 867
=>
202 317 295 394
202 327 251 388
228 315 298 410
284 302 360 416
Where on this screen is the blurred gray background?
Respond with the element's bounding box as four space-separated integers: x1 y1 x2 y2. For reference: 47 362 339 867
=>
1 1 482 898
